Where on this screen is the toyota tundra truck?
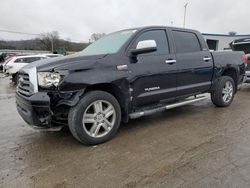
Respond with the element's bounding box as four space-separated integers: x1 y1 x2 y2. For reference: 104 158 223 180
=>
16 26 246 145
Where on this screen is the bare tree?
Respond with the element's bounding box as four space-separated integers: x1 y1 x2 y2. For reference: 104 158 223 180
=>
38 31 60 52
63 38 72 51
90 33 105 42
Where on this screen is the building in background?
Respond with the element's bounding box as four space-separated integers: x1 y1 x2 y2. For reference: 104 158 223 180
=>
202 32 250 51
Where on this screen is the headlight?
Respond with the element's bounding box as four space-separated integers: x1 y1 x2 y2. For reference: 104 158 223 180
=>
37 72 61 87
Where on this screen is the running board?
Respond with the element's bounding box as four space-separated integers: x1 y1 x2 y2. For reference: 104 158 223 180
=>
129 96 208 119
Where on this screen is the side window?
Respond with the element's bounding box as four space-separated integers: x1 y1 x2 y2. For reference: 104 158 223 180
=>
173 31 201 53
23 57 40 63
14 58 22 63
134 30 169 55
24 57 35 63
14 58 29 63
22 57 32 63
14 58 26 63
32 57 41 62
14 57 42 63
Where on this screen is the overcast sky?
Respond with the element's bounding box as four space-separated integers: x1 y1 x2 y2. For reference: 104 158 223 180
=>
1 0 250 42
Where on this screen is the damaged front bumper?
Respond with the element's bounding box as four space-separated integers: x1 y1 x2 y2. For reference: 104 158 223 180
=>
16 91 54 129
16 89 84 130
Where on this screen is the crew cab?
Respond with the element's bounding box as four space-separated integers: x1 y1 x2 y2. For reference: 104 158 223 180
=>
16 26 246 145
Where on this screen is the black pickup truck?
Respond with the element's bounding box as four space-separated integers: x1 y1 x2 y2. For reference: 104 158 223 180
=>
16 26 246 145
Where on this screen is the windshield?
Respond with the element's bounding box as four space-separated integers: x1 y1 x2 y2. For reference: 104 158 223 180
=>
81 29 137 56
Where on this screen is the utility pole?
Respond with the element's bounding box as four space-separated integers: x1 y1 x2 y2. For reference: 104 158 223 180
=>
183 3 188 28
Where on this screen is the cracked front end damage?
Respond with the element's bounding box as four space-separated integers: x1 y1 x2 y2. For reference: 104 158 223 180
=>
16 89 84 130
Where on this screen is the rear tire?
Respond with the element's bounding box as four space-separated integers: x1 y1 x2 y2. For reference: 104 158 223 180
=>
211 76 235 107
68 91 121 145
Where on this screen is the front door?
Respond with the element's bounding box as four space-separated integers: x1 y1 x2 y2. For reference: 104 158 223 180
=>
127 29 178 107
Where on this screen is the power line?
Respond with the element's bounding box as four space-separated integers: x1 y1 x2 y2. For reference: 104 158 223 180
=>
0 28 88 43
0 29 40 36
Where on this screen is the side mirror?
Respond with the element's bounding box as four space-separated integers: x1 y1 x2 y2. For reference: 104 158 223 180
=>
130 40 157 56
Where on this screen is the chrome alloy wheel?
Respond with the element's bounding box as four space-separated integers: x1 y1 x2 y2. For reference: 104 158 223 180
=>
82 100 116 138
222 81 233 103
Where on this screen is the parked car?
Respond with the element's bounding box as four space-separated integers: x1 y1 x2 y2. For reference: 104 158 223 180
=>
0 53 5 71
245 54 250 82
231 38 250 83
0 53 18 71
1 53 60 73
4 55 48 83
2 56 16 72
16 26 246 145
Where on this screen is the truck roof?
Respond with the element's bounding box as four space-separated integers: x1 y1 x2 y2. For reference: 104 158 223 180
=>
126 25 199 33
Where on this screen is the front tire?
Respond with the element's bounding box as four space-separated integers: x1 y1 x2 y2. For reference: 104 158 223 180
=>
211 76 235 107
68 91 121 145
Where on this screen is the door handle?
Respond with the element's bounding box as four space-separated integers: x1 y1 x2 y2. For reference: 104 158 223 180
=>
165 59 176 64
203 57 211 61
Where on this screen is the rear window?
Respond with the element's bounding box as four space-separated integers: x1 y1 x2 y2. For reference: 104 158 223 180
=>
173 31 201 53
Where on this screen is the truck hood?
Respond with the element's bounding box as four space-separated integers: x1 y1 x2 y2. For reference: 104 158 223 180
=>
24 53 108 72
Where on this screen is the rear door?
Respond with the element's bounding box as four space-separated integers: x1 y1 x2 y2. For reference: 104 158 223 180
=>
128 29 178 107
171 29 213 96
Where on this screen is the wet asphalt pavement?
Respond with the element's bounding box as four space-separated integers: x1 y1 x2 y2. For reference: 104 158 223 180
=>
1 73 250 188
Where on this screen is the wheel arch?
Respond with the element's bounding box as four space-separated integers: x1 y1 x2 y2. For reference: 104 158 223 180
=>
221 67 238 91
84 83 130 123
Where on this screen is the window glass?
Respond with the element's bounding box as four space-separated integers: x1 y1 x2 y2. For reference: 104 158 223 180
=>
22 57 38 63
173 31 201 53
23 57 33 63
14 58 22 63
134 30 169 55
47 55 58 57
32 57 42 61
80 29 136 56
14 57 43 63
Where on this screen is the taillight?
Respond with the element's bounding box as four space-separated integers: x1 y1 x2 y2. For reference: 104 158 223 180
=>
242 54 249 67
243 54 248 63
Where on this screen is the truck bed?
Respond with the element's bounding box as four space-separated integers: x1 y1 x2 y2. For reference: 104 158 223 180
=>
211 51 244 66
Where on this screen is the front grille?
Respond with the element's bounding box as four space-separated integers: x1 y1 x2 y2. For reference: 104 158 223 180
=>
17 72 33 97
17 66 38 97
